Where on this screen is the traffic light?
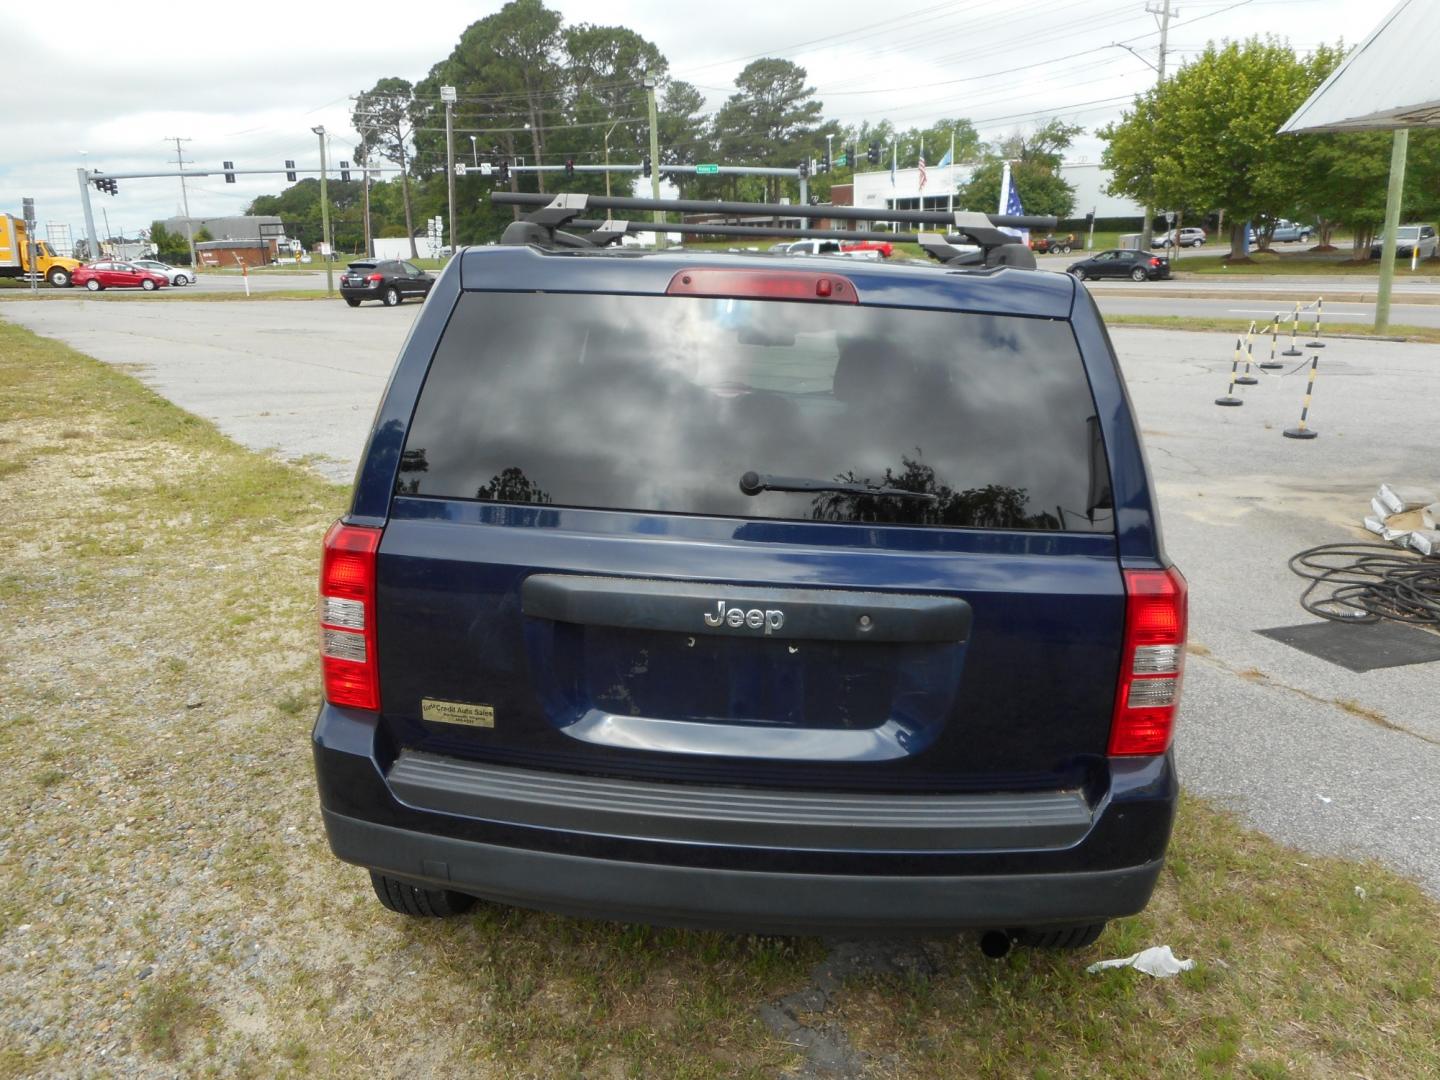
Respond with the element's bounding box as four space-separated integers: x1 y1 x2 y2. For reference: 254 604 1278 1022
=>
497 161 510 184
340 161 351 181
564 158 574 179
867 141 881 164
1085 210 1095 227
223 161 236 183
285 160 297 182
846 144 856 167
797 159 809 179
93 176 118 196
642 154 652 178
818 151 829 175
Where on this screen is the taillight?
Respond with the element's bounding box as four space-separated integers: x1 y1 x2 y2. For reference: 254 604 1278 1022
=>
1150 257 1161 267
319 521 382 710
366 273 383 283
1109 567 1188 756
666 268 859 303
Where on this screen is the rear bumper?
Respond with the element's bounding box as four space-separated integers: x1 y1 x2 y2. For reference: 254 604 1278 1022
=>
313 704 1177 933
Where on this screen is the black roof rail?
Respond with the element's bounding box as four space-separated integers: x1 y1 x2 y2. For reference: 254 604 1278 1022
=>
490 192 1050 269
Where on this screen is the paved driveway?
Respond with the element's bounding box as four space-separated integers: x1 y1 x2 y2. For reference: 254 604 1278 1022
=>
5 297 1439 895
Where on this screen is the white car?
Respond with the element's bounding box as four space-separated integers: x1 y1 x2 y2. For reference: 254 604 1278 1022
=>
131 259 194 286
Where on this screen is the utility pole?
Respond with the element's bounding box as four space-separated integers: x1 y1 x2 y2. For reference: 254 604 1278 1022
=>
643 73 664 249
1138 0 1172 251
102 207 113 257
313 126 334 295
165 137 199 274
603 118 623 198
354 95 374 258
442 85 457 254
1375 128 1409 333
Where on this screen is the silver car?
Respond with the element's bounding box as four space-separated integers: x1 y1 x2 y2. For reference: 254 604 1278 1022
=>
131 259 194 286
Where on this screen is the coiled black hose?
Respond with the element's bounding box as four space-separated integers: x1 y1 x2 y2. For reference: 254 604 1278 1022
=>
1288 543 1440 626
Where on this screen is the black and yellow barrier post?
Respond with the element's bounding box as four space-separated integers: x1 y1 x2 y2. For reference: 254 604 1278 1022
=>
1282 302 1303 357
1305 296 1325 348
1260 313 1284 369
1235 320 1259 385
1216 335 1245 406
1283 354 1320 439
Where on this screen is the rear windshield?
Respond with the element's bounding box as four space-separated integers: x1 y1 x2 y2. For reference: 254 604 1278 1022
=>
398 291 1112 532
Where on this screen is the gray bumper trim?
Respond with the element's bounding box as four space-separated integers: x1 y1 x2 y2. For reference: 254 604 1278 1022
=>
387 751 1094 852
323 810 1162 934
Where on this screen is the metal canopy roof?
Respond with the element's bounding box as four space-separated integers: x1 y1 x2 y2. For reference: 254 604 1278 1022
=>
1279 0 1440 133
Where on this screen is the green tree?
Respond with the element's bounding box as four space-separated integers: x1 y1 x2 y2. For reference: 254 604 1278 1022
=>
1293 128 1440 257
148 221 187 263
1102 38 1342 259
958 119 1082 217
353 77 422 257
193 226 213 243
713 58 823 200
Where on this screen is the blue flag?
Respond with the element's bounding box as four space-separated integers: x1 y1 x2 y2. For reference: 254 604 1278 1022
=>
936 148 953 169
1005 173 1025 216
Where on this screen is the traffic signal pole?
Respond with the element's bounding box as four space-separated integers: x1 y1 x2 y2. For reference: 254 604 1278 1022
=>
76 168 100 260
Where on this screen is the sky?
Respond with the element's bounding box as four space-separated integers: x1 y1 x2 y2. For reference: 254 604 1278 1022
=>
0 0 1364 244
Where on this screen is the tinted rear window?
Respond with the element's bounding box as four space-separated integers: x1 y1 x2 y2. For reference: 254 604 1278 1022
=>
398 292 1111 532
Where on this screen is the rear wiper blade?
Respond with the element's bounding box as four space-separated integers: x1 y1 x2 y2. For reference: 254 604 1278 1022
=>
739 470 938 501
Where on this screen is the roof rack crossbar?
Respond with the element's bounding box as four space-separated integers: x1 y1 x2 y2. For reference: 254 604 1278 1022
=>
490 191 1055 232
567 218 966 246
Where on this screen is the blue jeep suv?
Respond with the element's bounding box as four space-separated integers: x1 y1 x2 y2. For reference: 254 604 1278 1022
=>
312 207 1186 949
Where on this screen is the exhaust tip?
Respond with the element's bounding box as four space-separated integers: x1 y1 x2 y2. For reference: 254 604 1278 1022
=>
979 930 1012 959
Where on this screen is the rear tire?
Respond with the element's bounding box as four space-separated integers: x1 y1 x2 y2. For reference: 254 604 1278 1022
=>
1130 267 1147 282
85 278 102 292
345 297 361 307
383 286 401 307
369 871 477 917
1015 922 1107 950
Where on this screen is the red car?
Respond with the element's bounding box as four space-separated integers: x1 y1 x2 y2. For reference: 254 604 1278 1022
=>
841 239 893 258
71 261 170 292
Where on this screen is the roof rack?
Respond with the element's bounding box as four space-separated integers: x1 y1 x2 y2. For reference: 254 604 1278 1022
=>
489 192 1056 269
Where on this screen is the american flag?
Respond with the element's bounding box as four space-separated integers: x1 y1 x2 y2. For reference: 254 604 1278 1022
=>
918 150 927 191
1005 172 1024 216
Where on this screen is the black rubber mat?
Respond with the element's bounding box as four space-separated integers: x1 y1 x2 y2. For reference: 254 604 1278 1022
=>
1257 620 1440 673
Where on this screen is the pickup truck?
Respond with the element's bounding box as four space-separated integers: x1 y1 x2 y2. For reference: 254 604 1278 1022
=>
781 238 882 260
1269 221 1313 243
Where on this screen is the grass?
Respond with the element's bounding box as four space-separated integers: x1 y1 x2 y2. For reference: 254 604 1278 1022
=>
2 315 1440 1076
0 289 328 303
1179 250 1440 276
1101 313 1440 343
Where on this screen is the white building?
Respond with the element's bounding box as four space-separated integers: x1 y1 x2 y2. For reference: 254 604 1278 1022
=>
850 162 1144 222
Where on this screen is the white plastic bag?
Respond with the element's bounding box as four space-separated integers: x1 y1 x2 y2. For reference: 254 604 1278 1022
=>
1086 945 1195 978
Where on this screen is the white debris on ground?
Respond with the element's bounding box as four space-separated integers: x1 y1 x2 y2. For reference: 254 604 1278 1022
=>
1362 483 1439 556
1086 945 1196 978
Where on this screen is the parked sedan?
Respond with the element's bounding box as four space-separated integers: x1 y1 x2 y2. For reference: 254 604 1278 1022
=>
131 259 194 286
71 262 170 292
1369 224 1438 260
340 259 434 307
1067 248 1171 281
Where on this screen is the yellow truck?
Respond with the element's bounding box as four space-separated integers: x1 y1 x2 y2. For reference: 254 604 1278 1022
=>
0 213 81 287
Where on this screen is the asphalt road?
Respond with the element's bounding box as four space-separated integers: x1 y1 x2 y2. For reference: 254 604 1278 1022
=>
1093 292 1440 329
5 297 1439 896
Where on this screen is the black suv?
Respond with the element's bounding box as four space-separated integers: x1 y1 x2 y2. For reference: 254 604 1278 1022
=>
312 197 1186 950
340 259 434 307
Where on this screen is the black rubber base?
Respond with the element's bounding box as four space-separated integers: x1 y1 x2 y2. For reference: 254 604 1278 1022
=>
1282 348 1303 356
1258 620 1440 673
1259 362 1284 370
1215 396 1243 406
1235 376 1259 385
1283 426 1318 439
1306 341 1325 348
